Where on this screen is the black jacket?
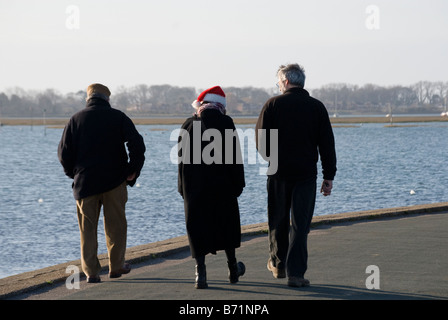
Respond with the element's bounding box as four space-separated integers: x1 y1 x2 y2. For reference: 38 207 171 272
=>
178 109 245 258
58 98 146 200
256 87 336 180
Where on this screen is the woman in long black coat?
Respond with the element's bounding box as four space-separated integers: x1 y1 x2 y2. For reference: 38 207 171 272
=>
178 86 246 289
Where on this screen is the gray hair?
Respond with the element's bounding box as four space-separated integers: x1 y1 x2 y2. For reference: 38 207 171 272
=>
277 64 306 88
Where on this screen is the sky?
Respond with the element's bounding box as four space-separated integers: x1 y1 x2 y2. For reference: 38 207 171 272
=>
1 0 447 94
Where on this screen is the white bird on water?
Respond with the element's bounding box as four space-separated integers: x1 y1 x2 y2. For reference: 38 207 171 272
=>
410 190 416 195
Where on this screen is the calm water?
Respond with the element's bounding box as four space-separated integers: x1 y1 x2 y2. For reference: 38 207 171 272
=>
1 122 447 279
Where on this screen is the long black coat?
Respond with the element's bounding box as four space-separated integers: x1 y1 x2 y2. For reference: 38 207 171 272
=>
178 109 245 258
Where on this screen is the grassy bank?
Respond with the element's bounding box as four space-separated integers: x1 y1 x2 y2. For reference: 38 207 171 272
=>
1 115 447 126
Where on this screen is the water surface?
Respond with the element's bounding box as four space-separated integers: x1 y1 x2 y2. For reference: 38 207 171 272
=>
0 122 447 278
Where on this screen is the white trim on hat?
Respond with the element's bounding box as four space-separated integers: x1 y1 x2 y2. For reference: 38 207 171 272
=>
202 93 226 107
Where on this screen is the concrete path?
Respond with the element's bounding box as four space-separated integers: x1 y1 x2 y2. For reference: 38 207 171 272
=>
2 203 448 304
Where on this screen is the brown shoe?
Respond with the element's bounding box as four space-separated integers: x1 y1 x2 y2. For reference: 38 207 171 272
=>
267 258 286 279
287 276 310 287
109 263 131 278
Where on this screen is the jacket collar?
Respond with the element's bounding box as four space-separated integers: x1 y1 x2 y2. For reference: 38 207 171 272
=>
284 87 309 96
86 97 111 109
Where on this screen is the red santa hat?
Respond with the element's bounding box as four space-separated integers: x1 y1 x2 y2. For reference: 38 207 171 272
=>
192 86 226 109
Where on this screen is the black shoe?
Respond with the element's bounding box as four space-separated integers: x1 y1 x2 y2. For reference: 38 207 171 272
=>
87 275 101 283
228 261 245 283
287 276 310 287
195 264 208 289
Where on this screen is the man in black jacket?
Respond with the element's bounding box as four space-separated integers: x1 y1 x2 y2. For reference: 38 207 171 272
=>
256 64 336 287
58 83 145 283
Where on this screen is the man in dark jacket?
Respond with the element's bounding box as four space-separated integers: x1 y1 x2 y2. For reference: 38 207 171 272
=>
256 64 337 287
58 83 145 283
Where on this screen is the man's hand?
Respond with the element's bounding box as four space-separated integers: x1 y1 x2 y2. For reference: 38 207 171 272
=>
127 172 136 181
320 180 333 196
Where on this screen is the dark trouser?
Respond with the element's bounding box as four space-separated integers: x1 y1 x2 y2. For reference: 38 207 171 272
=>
267 176 316 278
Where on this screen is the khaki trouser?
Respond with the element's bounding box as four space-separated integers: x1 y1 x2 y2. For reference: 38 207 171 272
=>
76 181 128 277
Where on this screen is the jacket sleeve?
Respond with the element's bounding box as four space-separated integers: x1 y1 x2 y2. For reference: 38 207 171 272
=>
122 116 146 186
317 105 337 180
229 120 245 197
255 102 272 161
58 120 75 179
177 122 185 197
255 104 265 151
177 118 194 198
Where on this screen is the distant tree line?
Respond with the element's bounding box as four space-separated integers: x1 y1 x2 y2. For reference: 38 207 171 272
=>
0 81 446 118
312 81 448 115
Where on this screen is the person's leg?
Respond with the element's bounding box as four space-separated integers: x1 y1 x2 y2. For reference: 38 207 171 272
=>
225 248 236 264
267 177 292 275
76 194 102 279
226 248 245 283
195 255 205 266
194 255 207 289
287 178 316 284
102 182 128 275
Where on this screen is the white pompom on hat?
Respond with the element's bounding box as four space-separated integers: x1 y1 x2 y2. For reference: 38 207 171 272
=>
192 86 226 109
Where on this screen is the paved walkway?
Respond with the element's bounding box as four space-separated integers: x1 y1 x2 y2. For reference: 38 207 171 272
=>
2 203 448 303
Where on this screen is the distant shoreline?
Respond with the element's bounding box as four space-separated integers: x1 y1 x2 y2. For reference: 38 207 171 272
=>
1 115 447 126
